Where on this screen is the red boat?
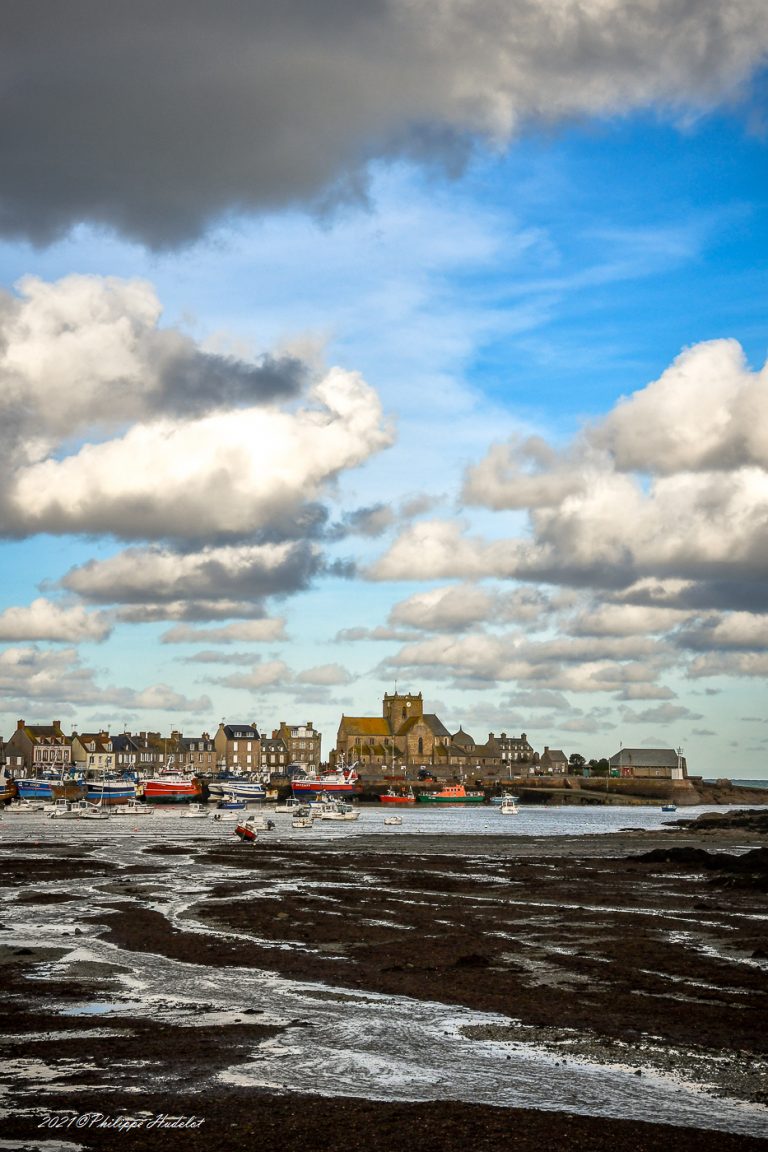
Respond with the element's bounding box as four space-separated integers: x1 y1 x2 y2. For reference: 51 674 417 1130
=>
379 787 416 805
141 772 201 804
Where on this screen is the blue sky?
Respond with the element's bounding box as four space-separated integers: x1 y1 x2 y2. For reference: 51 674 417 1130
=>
0 4 766 775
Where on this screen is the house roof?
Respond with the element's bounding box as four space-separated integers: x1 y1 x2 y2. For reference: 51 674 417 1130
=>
609 748 684 768
222 724 260 739
338 716 391 737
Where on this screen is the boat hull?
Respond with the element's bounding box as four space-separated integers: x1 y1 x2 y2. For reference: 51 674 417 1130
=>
86 782 136 805
291 780 355 796
17 778 85 801
416 793 485 804
142 779 201 803
379 794 415 805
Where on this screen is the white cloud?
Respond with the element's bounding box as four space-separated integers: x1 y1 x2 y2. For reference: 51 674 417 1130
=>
7 365 392 541
593 339 768 473
0 598 111 643
374 340 768 603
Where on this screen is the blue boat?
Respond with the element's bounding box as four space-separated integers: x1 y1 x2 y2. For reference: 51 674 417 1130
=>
217 792 246 810
86 774 137 805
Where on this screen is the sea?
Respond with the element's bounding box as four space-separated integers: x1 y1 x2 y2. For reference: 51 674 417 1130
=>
3 793 768 846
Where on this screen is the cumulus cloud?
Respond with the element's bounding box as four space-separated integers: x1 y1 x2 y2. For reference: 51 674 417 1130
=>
0 275 303 453
593 339 768 473
0 275 391 550
375 339 768 612
0 598 111 643
1 2 766 246
4 365 392 542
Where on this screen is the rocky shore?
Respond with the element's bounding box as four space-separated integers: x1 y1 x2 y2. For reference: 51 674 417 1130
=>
1 809 767 1151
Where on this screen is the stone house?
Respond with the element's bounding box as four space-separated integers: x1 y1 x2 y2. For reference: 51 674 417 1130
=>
6 719 73 775
608 748 687 779
539 746 569 774
171 732 216 774
214 722 261 773
273 721 321 770
71 731 115 775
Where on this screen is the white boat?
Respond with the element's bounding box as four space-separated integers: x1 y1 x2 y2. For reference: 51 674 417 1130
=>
110 800 154 816
77 801 110 821
383 815 402 826
291 758 358 797
179 803 209 819
5 798 46 813
321 800 359 821
47 799 80 820
48 799 109 820
291 815 314 828
499 796 519 814
274 796 306 813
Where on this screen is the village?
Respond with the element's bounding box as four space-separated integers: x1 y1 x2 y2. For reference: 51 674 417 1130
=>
1 689 693 805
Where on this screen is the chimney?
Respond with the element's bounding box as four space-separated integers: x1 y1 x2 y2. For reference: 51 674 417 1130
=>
53 720 61 732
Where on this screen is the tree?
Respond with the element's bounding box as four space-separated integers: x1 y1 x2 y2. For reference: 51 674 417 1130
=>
569 753 586 768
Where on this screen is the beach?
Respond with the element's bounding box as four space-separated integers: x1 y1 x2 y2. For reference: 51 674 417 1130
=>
1 807 767 1150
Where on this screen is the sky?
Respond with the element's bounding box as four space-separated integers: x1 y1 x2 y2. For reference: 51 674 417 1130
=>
0 1 767 777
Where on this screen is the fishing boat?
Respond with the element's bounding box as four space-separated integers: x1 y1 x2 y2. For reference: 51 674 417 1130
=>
379 787 416 805
85 772 137 805
291 759 358 797
5 797 45 813
383 815 403 826
499 795 519 814
16 766 85 802
142 759 201 804
291 814 314 828
661 803 677 812
207 775 267 801
416 783 485 804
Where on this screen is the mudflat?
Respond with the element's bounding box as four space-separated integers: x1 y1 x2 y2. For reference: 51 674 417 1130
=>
1 810 767 1151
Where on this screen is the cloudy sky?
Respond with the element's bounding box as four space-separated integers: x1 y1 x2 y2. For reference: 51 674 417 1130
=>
1 1 766 776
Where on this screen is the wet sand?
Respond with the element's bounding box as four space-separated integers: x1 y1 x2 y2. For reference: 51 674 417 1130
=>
1 811 767 1150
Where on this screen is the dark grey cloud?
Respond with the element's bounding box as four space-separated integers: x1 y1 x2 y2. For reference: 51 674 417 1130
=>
1 1 765 247
153 350 306 417
60 541 322 606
